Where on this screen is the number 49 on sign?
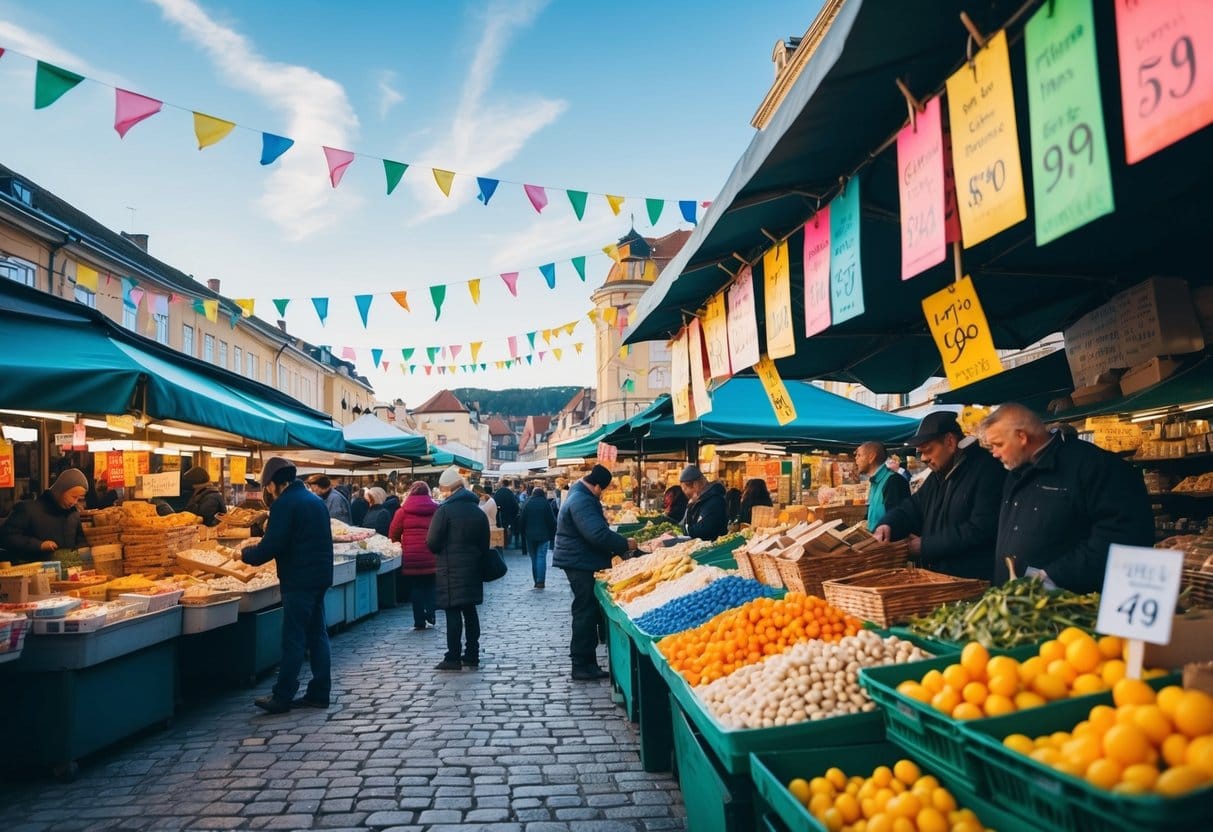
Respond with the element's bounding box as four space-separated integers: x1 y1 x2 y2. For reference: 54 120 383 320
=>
1096 544 1183 678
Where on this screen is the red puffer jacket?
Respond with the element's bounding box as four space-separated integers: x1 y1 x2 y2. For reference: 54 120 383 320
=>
389 493 438 575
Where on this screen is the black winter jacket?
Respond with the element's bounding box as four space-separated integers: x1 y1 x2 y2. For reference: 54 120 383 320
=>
361 505 392 537
427 488 489 608
493 486 519 525
994 433 1154 593
185 484 226 527
878 444 1005 581
552 481 629 572
0 491 86 563
686 481 729 541
242 480 334 592
519 494 557 543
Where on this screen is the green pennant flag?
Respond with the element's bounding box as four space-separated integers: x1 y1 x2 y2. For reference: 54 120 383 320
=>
384 160 408 195
272 298 290 318
566 190 588 221
430 285 446 320
401 347 415 362
571 256 587 282
646 198 664 226
426 346 440 364
35 61 84 109
480 363 487 371
527 331 537 350
408 365 417 375
526 355 533 365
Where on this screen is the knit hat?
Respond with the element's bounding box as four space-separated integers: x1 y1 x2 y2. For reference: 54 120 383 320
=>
585 464 612 489
679 464 704 483
408 481 430 497
182 466 210 487
366 486 387 505
438 466 463 488
51 468 88 496
259 456 296 487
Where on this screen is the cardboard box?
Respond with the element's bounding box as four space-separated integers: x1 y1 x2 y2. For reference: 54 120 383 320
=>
1120 356 1182 397
1144 610 1213 669
1070 381 1121 407
0 575 28 604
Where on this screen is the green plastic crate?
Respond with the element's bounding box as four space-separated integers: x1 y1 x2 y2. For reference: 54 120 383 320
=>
886 625 962 656
670 691 755 832
962 689 1208 832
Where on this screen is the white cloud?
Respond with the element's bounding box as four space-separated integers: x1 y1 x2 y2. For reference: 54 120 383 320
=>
376 70 403 119
487 210 622 271
0 19 106 79
146 0 360 239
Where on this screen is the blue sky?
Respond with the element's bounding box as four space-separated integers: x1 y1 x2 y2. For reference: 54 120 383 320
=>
0 0 816 404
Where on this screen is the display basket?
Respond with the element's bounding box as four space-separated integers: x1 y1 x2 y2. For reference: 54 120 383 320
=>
774 540 909 598
1181 567 1213 608
750 551 785 588
82 525 122 546
822 567 989 627
813 503 868 527
749 505 778 528
732 547 755 580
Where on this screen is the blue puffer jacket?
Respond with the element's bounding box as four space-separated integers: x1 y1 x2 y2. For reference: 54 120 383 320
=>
552 481 629 573
242 480 334 592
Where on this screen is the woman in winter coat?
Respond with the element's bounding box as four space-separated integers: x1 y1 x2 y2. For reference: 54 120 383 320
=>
739 478 773 524
360 487 392 537
388 481 438 630
518 485 557 589
426 467 491 671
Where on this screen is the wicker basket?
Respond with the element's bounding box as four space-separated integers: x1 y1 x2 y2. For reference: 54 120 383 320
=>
1182 569 1213 609
822 567 989 627
82 525 122 546
774 540 910 597
814 504 869 528
751 551 785 588
733 547 755 580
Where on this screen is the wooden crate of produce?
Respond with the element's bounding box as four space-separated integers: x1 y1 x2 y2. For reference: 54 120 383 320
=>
822 567 989 627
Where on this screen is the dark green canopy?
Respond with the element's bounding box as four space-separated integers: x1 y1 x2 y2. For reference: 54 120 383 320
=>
935 349 1075 413
553 421 626 459
428 444 483 471
340 413 427 460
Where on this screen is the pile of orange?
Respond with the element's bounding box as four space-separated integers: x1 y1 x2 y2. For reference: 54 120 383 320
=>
895 628 1165 720
787 758 990 832
1001 680 1213 796
658 592 861 686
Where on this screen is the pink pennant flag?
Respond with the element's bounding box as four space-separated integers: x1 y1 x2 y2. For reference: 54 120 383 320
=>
114 89 163 138
508 335 519 358
538 351 547 362
323 147 356 188
523 184 548 214
341 346 357 361
450 345 463 360
381 361 390 372
128 288 145 309
500 272 519 296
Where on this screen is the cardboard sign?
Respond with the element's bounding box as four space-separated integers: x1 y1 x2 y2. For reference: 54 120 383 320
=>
1096 544 1183 645
726 266 761 371
803 210 832 336
72 422 86 450
922 276 1004 389
1115 0 1213 164
54 433 74 448
688 318 712 417
829 181 864 324
897 96 947 279
946 30 1028 247
0 440 13 488
137 471 180 498
106 450 125 487
1026 0 1115 245
763 240 796 358
754 354 797 426
106 414 135 435
123 452 141 487
670 327 693 425
702 291 732 381
94 452 108 480
229 455 247 483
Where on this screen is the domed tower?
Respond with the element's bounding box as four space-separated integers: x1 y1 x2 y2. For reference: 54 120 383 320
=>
590 227 691 426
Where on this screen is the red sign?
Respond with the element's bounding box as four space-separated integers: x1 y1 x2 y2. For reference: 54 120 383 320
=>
106 451 126 487
0 442 14 488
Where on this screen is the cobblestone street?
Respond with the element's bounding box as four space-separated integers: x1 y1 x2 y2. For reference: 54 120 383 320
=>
0 549 686 832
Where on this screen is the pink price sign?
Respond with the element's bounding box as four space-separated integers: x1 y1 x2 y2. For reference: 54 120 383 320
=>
803 209 831 337
897 97 947 280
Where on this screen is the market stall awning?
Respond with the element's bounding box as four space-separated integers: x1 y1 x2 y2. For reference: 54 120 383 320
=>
553 421 626 459
340 413 427 459
1045 352 1213 423
934 349 1075 413
428 442 483 471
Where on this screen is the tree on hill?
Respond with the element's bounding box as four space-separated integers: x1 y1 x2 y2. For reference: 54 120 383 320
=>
451 387 582 419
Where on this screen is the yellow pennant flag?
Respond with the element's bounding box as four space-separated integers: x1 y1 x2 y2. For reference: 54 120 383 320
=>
606 194 625 215
193 112 236 149
468 279 481 305
587 309 600 324
553 348 563 360
602 243 621 263
391 290 410 312
754 354 797 426
574 342 584 354
432 168 455 197
470 341 483 362
563 321 577 336
75 264 99 292
619 345 629 360
542 329 553 344
602 306 618 326
203 299 219 322
235 298 255 317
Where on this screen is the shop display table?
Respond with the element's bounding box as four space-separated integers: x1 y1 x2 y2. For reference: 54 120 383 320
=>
344 568 379 624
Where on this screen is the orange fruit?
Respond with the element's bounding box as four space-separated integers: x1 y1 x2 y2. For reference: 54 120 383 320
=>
1121 763 1160 791
1072 673 1106 696
951 702 984 720
1058 626 1087 646
1088 704 1118 734
892 759 920 786
1039 639 1066 664
1084 758 1122 790
1186 735 1213 777
1098 635 1124 660
1131 704 1173 745
931 687 960 715
809 793 833 817
1116 704 1140 726
1112 678 1156 708
1047 659 1079 686
920 669 945 695
887 791 920 819
834 793 860 824
1155 765 1208 796
810 776 833 795
1065 637 1102 674
983 694 1016 717
988 671 1020 698
1015 690 1047 710
930 788 955 814
1004 733 1035 755
987 655 1020 679
1103 724 1151 766
1101 659 1127 687
788 778 812 805
820 806 843 832
1032 672 1069 701
1173 689 1213 739
871 765 894 788
897 681 931 704
1162 733 1191 768
892 817 916 832
1156 685 1185 720
1018 656 1045 685
960 642 990 679
962 681 988 707
941 664 970 690
826 766 848 789
1031 747 1060 765
867 815 893 832
1061 735 1102 769
915 806 948 832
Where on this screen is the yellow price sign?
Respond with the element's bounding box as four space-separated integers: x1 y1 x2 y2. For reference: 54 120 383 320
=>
754 354 797 426
670 327 693 425
229 456 247 482
763 240 796 359
206 456 222 484
922 276 1004 389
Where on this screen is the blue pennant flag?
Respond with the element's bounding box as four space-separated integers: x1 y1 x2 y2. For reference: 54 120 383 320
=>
539 263 556 289
679 200 697 225
260 133 295 166
476 177 500 205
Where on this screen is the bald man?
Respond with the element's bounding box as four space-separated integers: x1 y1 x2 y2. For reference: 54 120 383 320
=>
856 441 911 531
980 403 1153 593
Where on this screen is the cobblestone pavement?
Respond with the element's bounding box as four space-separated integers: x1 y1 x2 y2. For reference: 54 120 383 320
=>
0 547 686 832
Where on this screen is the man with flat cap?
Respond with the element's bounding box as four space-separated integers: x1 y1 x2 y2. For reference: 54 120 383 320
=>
873 411 1005 581
552 465 637 681
241 457 333 713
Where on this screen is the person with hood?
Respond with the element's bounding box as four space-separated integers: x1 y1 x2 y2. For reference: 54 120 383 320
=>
0 468 89 563
492 478 519 549
360 487 392 536
680 465 728 541
182 466 226 527
519 485 557 589
389 481 438 630
738 477 774 525
350 488 369 526
662 484 689 525
305 474 351 523
382 485 401 520
427 467 491 670
240 457 333 713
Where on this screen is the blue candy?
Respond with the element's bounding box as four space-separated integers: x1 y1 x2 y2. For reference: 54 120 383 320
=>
634 576 773 637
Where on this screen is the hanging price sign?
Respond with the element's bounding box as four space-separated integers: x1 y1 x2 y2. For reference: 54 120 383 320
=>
229 455 247 482
687 318 712 417
921 276 1004 388
829 180 864 324
1096 544 1183 645
726 266 761 371
670 327 693 425
702 291 732 381
1026 0 1115 245
897 97 947 279
763 240 795 358
0 440 13 488
1115 0 1213 164
106 450 125 487
946 30 1028 247
753 354 797 426
803 210 832 337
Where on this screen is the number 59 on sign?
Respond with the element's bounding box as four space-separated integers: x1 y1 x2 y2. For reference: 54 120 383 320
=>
1095 544 1183 645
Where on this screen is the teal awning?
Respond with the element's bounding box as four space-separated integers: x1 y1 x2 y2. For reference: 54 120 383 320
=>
553 421 625 459
428 443 483 471
935 350 1075 413
341 413 427 459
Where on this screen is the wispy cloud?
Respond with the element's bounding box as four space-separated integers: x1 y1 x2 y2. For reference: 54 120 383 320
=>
146 0 360 239
487 210 622 272
0 19 105 78
408 0 566 221
376 70 403 119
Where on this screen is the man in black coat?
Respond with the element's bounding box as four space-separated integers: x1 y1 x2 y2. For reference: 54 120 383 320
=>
981 403 1154 593
0 468 88 563
428 467 491 671
492 478 519 550
874 412 1005 581
679 465 728 541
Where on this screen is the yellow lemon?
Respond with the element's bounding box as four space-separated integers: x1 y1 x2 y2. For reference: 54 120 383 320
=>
1015 690 1047 710
987 655 1020 679
1088 704 1118 733
942 663 970 691
930 687 960 715
1156 685 1185 720
1155 765 1209 797
915 806 948 832
1098 634 1124 660
1039 639 1066 664
1032 672 1069 701
825 766 848 790
1018 656 1045 685
920 669 945 696
1047 659 1079 686
1173 689 1213 739
1004 733 1035 754
834 793 860 824
960 642 990 680
871 765 893 789
1071 673 1106 696
896 681 931 704
1101 659 1127 687
1062 735 1102 769
1132 704 1174 745
1162 733 1191 768
788 778 812 805
962 681 988 707
810 793 834 817
892 759 920 786
951 702 984 720
1112 678 1156 708
1084 758 1123 790
810 776 834 795
1120 763 1160 791
1103 724 1151 767
983 694 1016 717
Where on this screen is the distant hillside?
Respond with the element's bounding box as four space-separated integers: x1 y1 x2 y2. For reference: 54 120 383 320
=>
452 387 582 419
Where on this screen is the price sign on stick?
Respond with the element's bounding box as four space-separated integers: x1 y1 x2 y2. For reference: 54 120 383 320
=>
1096 544 1183 678
921 276 1004 388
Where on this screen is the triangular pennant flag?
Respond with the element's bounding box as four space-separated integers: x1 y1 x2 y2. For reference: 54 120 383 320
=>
500 272 519 296
203 299 219 323
646 198 664 225
476 177 499 205
566 190 588 221
193 112 236 149
448 365 456 374
526 355 534 365
542 329 553 345
563 321 577 336
602 243 621 263
193 299 206 316
430 285 446 320
382 361 390 372
426 346 440 364
468 278 481 305
409 365 417 375
402 348 415 362
75 265 99 292
440 346 448 361
602 306 618 326
571 256 587 282
371 348 384 368
234 298 255 318
260 133 294 165
128 288 145 309
450 345 463 360
341 346 357 361
460 365 468 373
121 277 138 305
606 194 625 215
34 61 84 109
383 160 408 195
538 352 546 362
432 168 455 197
424 365 432 376
508 336 518 358
229 310 240 329
523 184 548 213
480 363 486 371
0 49 5 60
323 147 356 188
312 297 329 325
539 263 556 290
114 89 162 138
553 348 563 360
587 309 599 324
354 294 373 327
527 331 537 350
470 342 483 363
679 199 697 225
574 342 584 354
390 290 410 312
273 298 290 318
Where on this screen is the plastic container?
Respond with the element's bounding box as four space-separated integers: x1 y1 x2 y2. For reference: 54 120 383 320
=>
33 607 110 634
29 597 82 618
181 597 240 634
0 613 15 652
238 584 281 613
14 606 182 671
332 557 356 586
118 589 183 613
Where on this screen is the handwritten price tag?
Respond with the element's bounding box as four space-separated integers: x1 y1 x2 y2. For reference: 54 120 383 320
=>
702 291 732 381
1115 0 1213 164
726 266 761 371
829 180 864 324
897 96 947 279
670 327 693 425
946 30 1028 248
688 318 712 417
754 354 797 426
106 450 125 487
1096 544 1183 645
921 276 1004 389
763 240 796 359
137 471 180 499
229 455 247 482
803 211 832 337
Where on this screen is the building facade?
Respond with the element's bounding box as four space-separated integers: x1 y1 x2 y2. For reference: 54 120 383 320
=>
410 390 490 468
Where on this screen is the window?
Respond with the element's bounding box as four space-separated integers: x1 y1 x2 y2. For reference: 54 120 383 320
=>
647 365 670 389
0 256 36 287
247 352 256 378
218 341 228 368
154 315 168 345
123 303 137 330
277 363 287 392
74 286 96 307
203 334 215 363
9 179 32 206
182 324 194 356
234 346 243 375
264 361 272 385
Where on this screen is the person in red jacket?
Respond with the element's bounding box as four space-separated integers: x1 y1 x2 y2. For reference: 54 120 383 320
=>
388 481 438 630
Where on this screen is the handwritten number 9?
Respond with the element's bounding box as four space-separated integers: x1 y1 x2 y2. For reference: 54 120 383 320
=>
943 324 979 364
1117 592 1159 628
1042 145 1063 194
1171 36 1197 100
1139 36 1199 118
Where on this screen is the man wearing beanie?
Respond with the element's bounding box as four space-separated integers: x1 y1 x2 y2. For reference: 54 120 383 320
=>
0 468 89 563
552 464 637 681
182 466 226 527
